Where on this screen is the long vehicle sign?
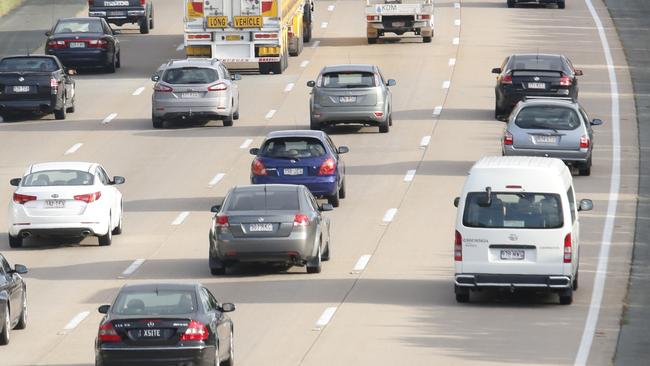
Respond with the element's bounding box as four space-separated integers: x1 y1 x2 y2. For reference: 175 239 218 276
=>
233 16 263 28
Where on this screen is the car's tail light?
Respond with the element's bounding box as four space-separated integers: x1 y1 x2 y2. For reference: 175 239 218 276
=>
88 39 108 49
560 76 572 86
47 40 66 49
579 135 590 149
251 158 267 176
88 0 94 6
140 0 146 5
294 214 309 227
501 74 512 84
374 73 381 87
180 320 209 341
13 193 37 204
373 112 384 118
316 75 323 88
416 14 430 20
50 77 59 94
454 230 462 261
154 84 173 92
215 214 229 227
207 82 228 91
98 322 121 342
503 131 513 145
563 233 572 263
366 15 380 21
317 157 336 176
74 191 101 203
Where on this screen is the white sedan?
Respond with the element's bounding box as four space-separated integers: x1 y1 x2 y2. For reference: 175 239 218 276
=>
7 162 125 248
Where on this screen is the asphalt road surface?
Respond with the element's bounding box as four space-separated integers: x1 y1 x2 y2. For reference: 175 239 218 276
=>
0 0 640 365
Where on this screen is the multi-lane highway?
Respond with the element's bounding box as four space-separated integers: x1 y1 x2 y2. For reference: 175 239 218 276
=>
0 0 640 365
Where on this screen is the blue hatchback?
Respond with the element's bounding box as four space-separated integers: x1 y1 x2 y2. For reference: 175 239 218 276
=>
250 130 348 207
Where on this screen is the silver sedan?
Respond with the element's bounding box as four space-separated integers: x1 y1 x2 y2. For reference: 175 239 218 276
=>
208 184 332 275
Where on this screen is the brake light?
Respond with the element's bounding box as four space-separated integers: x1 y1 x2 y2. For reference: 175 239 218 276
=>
294 214 309 226
140 0 146 5
366 15 380 21
47 40 66 49
254 33 278 39
417 14 431 20
187 33 212 40
215 214 229 227
180 320 209 341
317 157 336 176
251 158 267 176
579 135 590 149
50 78 58 88
98 322 120 342
501 74 512 84
560 76 572 86
374 73 381 87
503 131 513 145
207 82 228 91
563 233 572 263
13 193 37 204
154 84 173 92
454 230 462 261
88 39 108 49
74 191 101 203
88 0 94 6
316 75 323 88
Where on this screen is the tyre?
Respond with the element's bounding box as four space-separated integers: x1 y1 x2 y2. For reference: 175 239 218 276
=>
149 6 155 29
572 270 579 291
116 52 121 68
321 241 330 261
367 37 378 44
379 118 389 133
54 97 67 120
388 113 393 126
0 304 9 345
98 218 112 246
507 0 515 8
578 160 591 176
66 99 75 113
422 36 432 43
233 108 239 120
112 211 123 235
309 116 321 130
327 189 340 208
306 245 322 274
209 248 226 276
494 100 506 120
139 17 150 34
106 55 116 74
221 327 235 366
152 116 164 129
302 4 312 43
455 286 470 303
558 1 566 9
559 288 573 305
338 179 346 199
15 290 26 330
8 234 23 248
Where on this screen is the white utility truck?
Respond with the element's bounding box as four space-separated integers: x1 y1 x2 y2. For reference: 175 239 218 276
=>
365 0 434 44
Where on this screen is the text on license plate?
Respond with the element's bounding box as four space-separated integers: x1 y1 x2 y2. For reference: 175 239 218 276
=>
225 35 241 41
392 21 406 27
339 96 356 103
69 42 86 48
535 135 558 143
500 249 525 260
139 329 161 338
12 86 30 93
181 92 200 98
249 223 273 232
527 82 546 89
45 199 65 209
283 168 303 176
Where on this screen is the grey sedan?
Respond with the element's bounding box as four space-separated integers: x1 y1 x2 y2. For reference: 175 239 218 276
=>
307 64 395 133
502 98 603 176
208 184 332 275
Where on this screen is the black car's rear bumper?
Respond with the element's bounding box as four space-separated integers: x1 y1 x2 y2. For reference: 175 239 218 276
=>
89 6 147 25
497 87 576 109
0 98 57 113
47 49 111 68
97 345 216 366
514 0 562 4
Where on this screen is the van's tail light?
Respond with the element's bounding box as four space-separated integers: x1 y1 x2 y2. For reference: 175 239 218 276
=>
503 131 513 145
154 84 173 92
251 158 267 176
13 193 37 204
180 320 209 341
98 322 121 342
416 14 430 20
316 75 323 88
47 40 66 49
501 74 513 85
366 15 380 21
563 233 572 263
215 214 229 227
454 230 462 261
140 0 146 5
579 135 590 149
208 82 228 91
560 76 572 86
74 191 101 203
317 157 336 176
294 214 309 227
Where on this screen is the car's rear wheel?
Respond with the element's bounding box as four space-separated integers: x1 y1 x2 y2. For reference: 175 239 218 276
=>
338 179 346 199
106 55 116 74
559 288 573 305
116 52 121 68
15 290 26 330
507 0 515 8
8 234 23 248
221 327 235 366
558 1 566 9
209 247 226 276
0 304 10 345
306 245 322 274
379 118 389 133
303 3 312 43
54 96 67 120
98 217 112 246
66 98 75 113
309 117 320 130
422 36 432 43
139 17 150 34
321 241 330 261
572 270 579 291
455 286 470 303
152 116 164 129
112 210 123 235
149 6 155 29
367 37 378 44
327 189 340 207
578 159 592 176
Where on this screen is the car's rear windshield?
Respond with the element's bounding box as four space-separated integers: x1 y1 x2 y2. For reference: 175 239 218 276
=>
112 290 198 315
510 56 565 72
463 192 563 229
321 71 376 88
515 106 581 130
54 20 103 33
260 137 326 159
0 58 58 72
227 189 300 211
162 67 219 84
22 170 94 186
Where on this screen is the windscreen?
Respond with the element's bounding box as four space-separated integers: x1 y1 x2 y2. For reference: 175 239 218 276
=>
162 67 219 84
0 57 58 72
510 56 565 72
54 20 103 33
22 170 94 186
260 137 326 158
227 188 300 211
515 106 581 130
321 72 376 88
112 290 198 315
463 192 563 229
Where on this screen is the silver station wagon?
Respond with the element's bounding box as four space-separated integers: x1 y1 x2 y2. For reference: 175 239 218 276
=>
307 64 396 133
502 98 603 176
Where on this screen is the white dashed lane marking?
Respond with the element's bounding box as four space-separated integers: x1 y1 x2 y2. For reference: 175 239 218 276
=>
171 211 190 226
208 173 225 187
102 113 117 124
383 208 397 223
454 2 461 8
311 40 320 48
64 143 83 155
352 255 372 273
327 5 335 11
284 83 295 92
176 44 184 51
314 307 337 330
321 22 328 28
240 139 253 149
452 37 460 45
442 80 451 89
454 19 461 26
132 87 145 96
300 60 310 68
449 58 456 66
119 259 145 278
420 135 431 147
265 109 276 119
62 311 90 332
404 170 416 182
433 106 443 116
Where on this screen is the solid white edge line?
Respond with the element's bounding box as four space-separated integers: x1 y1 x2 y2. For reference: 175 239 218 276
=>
433 105 443 116
448 58 456 66
382 208 397 223
321 22 328 28
64 143 83 155
311 40 320 48
300 60 310 68
265 109 276 119
352 255 372 272
120 259 145 277
314 307 337 330
176 44 184 51
452 37 460 45
171 211 190 226
574 1 621 365
63 311 90 331
442 81 451 89
404 169 416 182
102 113 117 124
420 135 431 147
327 5 335 11
208 173 225 187
132 86 145 96
240 139 253 149
284 83 295 92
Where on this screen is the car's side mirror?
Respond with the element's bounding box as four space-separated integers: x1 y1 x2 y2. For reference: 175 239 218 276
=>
231 74 241 81
453 197 460 207
210 205 221 213
98 305 110 314
386 79 396 87
12 264 28 274
220 303 236 312
491 67 502 74
306 80 316 87
9 178 21 187
320 203 334 212
45 31 52 37
67 69 77 76
578 199 593 212
249 147 259 155
337 146 349 154
591 118 603 126
151 74 160 82
575 69 583 76
112 176 125 185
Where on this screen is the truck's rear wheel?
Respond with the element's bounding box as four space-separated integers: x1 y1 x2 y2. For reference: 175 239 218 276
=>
302 4 312 43
367 37 378 44
422 36 432 43
139 17 150 34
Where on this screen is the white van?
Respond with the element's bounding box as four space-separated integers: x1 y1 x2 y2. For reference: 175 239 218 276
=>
453 156 593 305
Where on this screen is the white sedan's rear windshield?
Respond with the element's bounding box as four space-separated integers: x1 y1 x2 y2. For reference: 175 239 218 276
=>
22 170 94 186
463 192 563 229
162 67 219 84
321 72 376 88
515 106 581 130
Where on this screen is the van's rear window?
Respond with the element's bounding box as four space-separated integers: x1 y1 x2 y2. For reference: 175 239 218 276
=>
463 192 563 229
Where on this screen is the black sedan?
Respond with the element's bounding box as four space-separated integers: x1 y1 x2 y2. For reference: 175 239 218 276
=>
0 253 28 345
45 17 121 73
95 283 235 366
492 53 582 120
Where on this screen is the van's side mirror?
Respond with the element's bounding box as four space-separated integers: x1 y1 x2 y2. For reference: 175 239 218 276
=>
453 197 460 207
231 74 241 81
578 199 593 212
386 79 396 87
220 303 236 312
306 80 315 87
151 74 160 82
112 176 125 185
249 148 259 155
98 305 110 314
491 67 502 74
210 205 221 213
575 69 584 76
591 118 603 126
319 203 334 212
9 178 21 187
337 146 349 154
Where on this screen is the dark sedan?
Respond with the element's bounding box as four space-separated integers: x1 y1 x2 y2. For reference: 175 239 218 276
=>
45 17 121 73
95 283 235 366
492 53 582 120
0 253 28 345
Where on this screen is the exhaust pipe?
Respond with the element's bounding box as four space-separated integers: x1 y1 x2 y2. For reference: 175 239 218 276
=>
21 232 31 238
81 230 91 237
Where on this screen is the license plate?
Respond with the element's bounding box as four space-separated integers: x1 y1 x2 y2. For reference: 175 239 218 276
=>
339 96 356 103
12 85 30 93
69 42 86 48
500 249 525 260
139 329 161 338
535 135 558 143
45 199 65 209
225 35 241 41
283 168 303 176
249 223 273 232
527 82 546 89
233 16 263 28
181 92 200 98
207 16 228 28
107 11 126 17
392 21 406 27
